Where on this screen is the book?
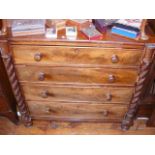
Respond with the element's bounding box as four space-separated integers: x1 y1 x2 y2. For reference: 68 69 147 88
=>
111 19 143 39
115 19 143 30
111 26 139 39
113 23 140 33
12 28 45 37
46 19 66 30
113 19 142 33
11 19 45 31
93 19 118 33
11 19 45 36
81 25 103 40
66 19 91 30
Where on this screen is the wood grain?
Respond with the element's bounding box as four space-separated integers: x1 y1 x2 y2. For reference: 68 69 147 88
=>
15 65 138 86
21 84 134 103
9 27 155 45
0 117 155 135
27 101 128 122
0 20 155 130
11 45 143 67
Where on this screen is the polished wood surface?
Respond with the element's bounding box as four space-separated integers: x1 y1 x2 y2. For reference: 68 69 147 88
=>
10 36 154 129
0 20 155 130
8 26 155 44
21 84 133 103
11 45 143 67
28 101 127 122
16 65 138 85
0 117 155 135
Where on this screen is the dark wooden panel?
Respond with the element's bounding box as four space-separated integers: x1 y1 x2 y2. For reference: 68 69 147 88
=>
0 46 18 124
147 109 155 127
0 97 9 112
148 19 155 33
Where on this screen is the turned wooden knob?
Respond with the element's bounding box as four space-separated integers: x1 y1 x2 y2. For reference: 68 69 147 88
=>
111 55 119 63
34 53 42 61
74 48 80 54
103 110 109 116
45 107 56 114
46 107 52 113
38 72 45 81
108 75 115 83
106 93 112 101
41 90 48 98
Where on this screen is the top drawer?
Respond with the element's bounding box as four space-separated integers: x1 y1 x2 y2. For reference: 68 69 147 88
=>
11 45 143 67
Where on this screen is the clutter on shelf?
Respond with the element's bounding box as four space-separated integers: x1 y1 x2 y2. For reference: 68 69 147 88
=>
7 19 148 41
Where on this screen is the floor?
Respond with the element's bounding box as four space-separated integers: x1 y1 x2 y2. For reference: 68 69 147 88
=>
0 117 155 135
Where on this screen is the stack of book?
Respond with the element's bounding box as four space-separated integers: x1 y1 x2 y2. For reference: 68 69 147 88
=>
11 19 45 37
46 19 66 30
66 19 91 30
93 19 118 33
111 19 142 39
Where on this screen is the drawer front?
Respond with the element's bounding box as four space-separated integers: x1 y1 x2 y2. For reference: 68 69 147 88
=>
16 65 138 85
21 84 133 103
27 101 128 121
12 45 143 67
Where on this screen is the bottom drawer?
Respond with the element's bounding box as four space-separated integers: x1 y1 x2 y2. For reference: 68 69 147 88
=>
27 101 128 122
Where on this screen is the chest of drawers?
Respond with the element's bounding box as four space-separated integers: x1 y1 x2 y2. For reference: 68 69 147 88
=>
0 33 155 130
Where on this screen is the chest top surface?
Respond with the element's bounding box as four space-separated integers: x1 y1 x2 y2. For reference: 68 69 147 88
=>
0 27 153 49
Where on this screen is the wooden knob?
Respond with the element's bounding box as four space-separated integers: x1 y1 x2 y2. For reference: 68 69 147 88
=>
38 72 45 81
46 107 51 113
103 110 109 116
108 75 115 83
45 107 56 114
74 48 79 54
45 107 50 113
111 55 119 63
41 90 48 98
34 53 42 61
106 93 112 101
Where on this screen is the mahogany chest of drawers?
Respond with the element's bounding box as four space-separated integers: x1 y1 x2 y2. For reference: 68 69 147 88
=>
0 32 155 130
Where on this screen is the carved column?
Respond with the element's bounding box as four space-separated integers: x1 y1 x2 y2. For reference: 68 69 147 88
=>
0 49 32 127
121 45 155 130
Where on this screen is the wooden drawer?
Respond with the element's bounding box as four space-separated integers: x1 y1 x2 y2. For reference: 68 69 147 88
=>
16 65 138 85
12 45 143 67
21 84 134 103
27 101 128 121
